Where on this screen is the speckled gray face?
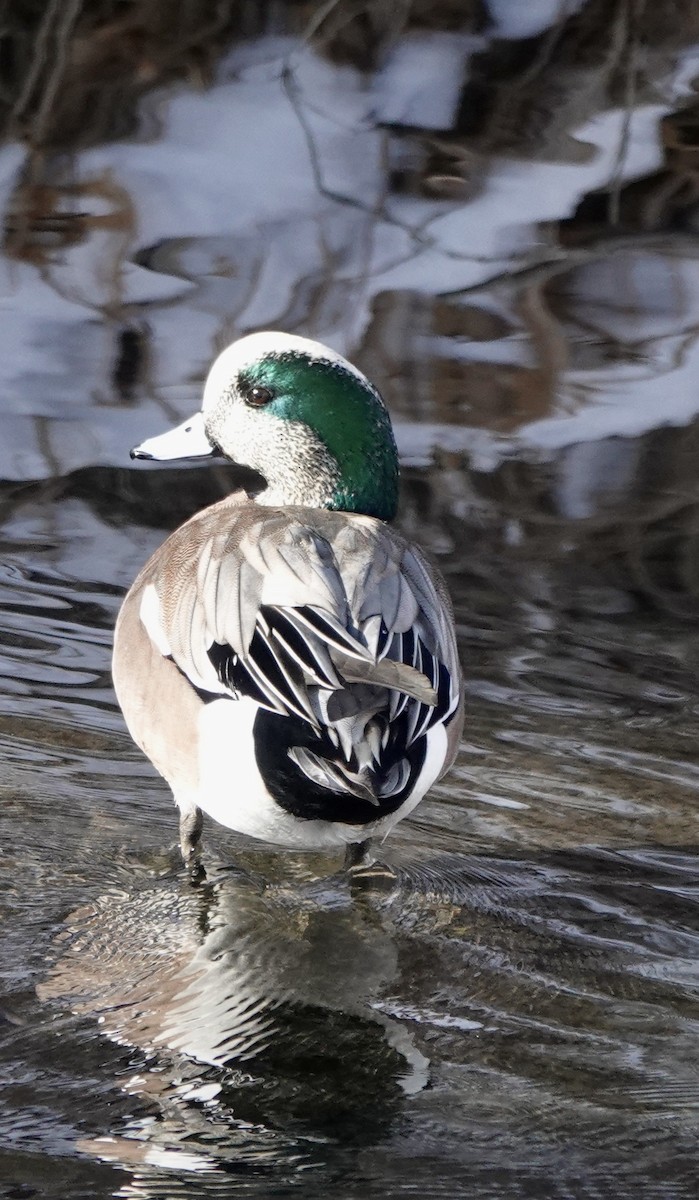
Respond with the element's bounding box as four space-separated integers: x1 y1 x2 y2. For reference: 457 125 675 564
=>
203 376 343 509
134 331 399 519
200 334 399 519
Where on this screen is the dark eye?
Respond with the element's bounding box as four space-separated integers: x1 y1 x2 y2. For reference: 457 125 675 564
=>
245 385 274 407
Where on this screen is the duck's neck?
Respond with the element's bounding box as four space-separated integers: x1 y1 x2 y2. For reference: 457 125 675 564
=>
253 417 399 520
255 453 341 511
255 448 398 520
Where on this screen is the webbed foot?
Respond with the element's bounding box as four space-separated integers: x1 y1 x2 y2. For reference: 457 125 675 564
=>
344 839 397 890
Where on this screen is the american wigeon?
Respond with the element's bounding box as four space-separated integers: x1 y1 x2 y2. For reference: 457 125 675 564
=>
113 332 463 869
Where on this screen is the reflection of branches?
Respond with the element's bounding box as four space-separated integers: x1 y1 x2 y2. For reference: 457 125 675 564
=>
281 59 373 219
6 0 240 150
28 0 83 147
11 0 71 130
608 0 646 226
281 20 499 282
294 0 413 66
464 416 699 616
518 279 569 414
280 49 543 305
280 51 385 330
438 230 699 300
294 0 369 54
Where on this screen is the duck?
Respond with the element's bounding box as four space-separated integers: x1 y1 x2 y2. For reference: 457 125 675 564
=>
113 331 463 871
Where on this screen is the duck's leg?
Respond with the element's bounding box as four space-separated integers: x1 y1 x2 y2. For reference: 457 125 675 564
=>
179 803 203 869
344 839 374 871
345 838 398 889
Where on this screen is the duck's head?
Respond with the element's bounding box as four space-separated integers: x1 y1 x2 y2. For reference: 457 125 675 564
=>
132 332 399 521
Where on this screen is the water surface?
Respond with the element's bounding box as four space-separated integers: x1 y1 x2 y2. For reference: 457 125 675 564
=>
2 6 699 1198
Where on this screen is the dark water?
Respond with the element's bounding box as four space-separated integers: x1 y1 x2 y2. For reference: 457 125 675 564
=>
3 6 699 1199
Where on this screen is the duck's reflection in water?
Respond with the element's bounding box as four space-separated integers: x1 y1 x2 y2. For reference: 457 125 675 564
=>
34 840 699 1197
38 858 429 1190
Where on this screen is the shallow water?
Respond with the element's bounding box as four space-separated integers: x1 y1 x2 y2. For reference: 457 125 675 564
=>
2 467 699 1199
3 6 699 1199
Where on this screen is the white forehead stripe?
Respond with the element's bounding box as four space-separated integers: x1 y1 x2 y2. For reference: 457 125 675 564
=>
202 331 373 413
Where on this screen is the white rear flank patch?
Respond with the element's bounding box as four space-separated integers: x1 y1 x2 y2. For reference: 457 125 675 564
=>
381 723 448 831
139 585 172 657
193 698 449 850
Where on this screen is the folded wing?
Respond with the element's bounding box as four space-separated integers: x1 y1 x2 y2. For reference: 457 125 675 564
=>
142 503 462 814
